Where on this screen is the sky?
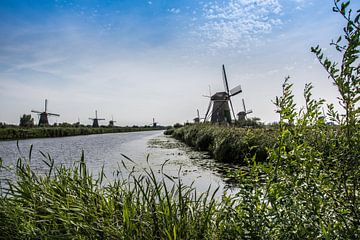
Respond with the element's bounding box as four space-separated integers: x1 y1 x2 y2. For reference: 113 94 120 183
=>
0 0 358 126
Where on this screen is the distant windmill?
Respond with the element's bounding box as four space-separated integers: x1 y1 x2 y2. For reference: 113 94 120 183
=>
109 115 117 127
89 110 105 127
204 65 242 124
237 98 253 121
152 118 157 128
194 109 200 123
31 99 60 126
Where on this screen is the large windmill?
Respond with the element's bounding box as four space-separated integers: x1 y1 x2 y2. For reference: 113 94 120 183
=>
204 65 242 124
89 110 105 127
237 98 253 121
31 99 60 126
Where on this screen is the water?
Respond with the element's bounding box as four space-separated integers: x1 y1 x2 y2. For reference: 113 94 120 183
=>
0 131 237 195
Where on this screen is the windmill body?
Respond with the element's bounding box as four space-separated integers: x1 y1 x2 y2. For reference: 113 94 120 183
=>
31 99 60 126
204 65 242 124
210 92 231 123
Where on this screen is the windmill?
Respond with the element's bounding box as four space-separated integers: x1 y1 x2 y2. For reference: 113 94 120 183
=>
204 65 242 124
152 118 157 128
194 109 200 123
89 110 105 127
237 98 253 121
109 115 117 127
31 99 60 126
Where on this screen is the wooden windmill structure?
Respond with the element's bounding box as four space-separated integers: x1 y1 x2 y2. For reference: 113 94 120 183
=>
204 65 242 124
89 110 105 127
237 98 253 121
31 99 60 126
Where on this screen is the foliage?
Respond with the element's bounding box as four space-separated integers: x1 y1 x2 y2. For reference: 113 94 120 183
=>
19 114 34 127
229 1 360 238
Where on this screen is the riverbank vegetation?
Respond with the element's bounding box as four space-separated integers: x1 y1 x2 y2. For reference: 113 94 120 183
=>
0 1 359 238
0 126 164 141
167 124 276 164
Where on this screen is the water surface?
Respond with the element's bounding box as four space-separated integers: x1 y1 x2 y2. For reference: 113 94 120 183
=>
0 130 237 195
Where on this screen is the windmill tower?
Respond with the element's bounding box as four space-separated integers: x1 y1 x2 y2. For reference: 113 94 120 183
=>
237 98 253 121
89 110 105 127
31 99 60 126
204 65 242 124
109 115 116 127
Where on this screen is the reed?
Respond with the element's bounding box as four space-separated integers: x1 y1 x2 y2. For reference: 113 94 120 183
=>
0 152 229 239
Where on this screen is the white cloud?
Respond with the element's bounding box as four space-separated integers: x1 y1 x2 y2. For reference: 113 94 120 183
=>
195 0 283 52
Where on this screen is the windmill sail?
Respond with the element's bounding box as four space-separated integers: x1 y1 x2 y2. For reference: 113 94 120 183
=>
222 64 230 94
230 85 242 96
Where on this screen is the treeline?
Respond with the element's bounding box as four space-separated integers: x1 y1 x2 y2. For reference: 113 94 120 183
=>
0 126 163 141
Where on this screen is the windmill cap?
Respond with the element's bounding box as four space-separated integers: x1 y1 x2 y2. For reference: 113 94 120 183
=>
211 92 229 100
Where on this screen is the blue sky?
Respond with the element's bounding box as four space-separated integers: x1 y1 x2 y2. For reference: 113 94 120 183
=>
0 0 358 126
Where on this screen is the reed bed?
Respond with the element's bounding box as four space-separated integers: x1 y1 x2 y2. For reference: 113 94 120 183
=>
168 124 276 164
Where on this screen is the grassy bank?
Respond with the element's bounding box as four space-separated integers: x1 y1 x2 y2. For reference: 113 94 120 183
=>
0 127 163 141
166 124 276 164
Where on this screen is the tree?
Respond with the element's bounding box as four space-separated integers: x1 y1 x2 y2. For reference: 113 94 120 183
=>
19 114 34 127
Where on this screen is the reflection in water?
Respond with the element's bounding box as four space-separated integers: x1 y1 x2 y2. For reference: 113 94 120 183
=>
0 130 238 196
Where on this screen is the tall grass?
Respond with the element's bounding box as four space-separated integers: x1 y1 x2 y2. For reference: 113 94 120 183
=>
0 152 227 239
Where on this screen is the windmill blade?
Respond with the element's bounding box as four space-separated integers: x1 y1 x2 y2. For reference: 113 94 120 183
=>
229 98 236 122
242 98 246 112
45 99 48 112
246 110 253 114
230 84 242 96
98 118 105 121
204 101 212 122
31 110 42 114
48 113 60 117
222 65 230 94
